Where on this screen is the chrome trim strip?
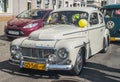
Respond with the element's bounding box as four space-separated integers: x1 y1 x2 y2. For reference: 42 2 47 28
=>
63 30 88 36
9 58 20 66
87 25 105 31
63 25 105 36
35 46 55 49
75 45 84 49
74 42 89 48
28 38 61 41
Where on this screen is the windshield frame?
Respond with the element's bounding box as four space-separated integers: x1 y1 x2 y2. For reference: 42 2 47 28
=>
16 9 48 19
47 10 89 26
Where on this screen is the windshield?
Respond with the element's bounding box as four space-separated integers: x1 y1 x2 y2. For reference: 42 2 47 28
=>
103 9 120 18
47 11 88 26
17 9 48 19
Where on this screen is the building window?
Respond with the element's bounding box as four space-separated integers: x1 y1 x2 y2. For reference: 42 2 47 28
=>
58 0 62 8
73 3 77 7
45 0 49 8
27 2 32 10
0 0 8 13
52 0 56 9
52 0 56 5
101 1 107 6
65 1 69 7
37 0 41 8
81 0 86 7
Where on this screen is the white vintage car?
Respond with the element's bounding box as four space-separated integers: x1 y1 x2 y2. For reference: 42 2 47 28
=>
9 7 109 75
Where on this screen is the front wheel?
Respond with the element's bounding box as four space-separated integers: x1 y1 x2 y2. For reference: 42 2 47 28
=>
101 38 108 53
71 48 84 75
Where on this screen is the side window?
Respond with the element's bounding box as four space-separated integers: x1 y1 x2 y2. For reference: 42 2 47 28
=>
90 13 99 25
99 13 103 24
104 9 113 17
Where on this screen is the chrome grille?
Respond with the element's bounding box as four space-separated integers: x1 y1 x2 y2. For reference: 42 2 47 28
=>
22 47 55 58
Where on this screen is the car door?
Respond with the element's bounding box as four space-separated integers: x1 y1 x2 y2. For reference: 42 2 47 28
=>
88 12 104 55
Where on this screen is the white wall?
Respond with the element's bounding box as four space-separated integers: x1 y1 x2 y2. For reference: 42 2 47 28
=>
107 0 120 5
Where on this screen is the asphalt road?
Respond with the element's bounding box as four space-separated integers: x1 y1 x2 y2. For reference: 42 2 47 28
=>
0 22 120 82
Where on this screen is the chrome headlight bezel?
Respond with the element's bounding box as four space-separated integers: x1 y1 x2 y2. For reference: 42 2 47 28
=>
57 48 69 59
10 45 22 59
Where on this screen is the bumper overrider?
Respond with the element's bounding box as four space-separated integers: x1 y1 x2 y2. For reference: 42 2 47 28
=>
9 57 72 71
110 37 120 41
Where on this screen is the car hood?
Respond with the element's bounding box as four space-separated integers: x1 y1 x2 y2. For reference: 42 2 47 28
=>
29 24 84 40
7 18 38 27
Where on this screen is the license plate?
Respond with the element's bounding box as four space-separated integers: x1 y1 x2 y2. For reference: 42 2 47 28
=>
24 61 45 70
8 31 19 35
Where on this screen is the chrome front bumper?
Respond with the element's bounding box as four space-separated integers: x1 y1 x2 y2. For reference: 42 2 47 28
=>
9 58 73 71
46 64 72 70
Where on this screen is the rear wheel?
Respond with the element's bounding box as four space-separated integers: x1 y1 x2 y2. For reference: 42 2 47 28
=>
71 48 84 75
7 36 14 41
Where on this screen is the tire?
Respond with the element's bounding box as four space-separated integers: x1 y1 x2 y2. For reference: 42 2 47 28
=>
7 36 14 41
107 36 110 46
71 48 84 75
101 38 108 53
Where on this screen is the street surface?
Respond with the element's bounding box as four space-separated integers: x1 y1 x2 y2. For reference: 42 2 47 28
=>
0 22 120 82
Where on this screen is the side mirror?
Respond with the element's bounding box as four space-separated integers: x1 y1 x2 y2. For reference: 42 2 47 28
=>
78 19 88 28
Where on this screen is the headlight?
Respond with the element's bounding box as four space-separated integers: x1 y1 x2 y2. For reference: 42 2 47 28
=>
48 54 57 63
23 23 38 28
10 45 22 59
57 48 68 59
10 45 19 55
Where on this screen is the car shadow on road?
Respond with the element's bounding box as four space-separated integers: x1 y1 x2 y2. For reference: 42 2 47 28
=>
0 60 120 82
80 62 120 82
0 60 61 79
0 60 70 80
0 35 12 42
110 41 120 45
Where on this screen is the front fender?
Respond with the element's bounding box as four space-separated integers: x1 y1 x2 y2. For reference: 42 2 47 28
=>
55 38 88 65
104 29 110 38
11 37 28 46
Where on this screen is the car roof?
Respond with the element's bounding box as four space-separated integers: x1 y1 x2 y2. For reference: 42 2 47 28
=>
101 4 120 9
31 9 52 11
51 7 98 13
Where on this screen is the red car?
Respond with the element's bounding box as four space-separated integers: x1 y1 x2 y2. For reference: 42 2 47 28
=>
4 9 52 39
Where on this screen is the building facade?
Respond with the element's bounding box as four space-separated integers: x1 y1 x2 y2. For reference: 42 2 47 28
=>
0 0 120 22
87 0 102 7
106 0 120 5
0 0 37 21
0 0 87 21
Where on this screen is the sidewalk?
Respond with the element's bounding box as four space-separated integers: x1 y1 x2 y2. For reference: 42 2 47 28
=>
0 21 7 35
0 21 8 43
